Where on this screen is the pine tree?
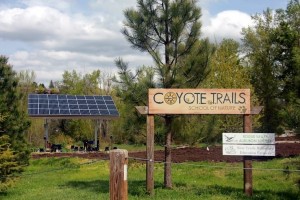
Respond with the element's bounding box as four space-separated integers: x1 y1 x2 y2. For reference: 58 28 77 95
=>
0 56 30 191
122 0 213 188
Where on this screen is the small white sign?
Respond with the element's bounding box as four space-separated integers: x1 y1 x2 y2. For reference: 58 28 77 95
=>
223 133 275 144
223 144 275 156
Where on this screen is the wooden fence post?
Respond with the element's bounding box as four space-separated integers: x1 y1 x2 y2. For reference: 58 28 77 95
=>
147 114 154 195
110 149 128 200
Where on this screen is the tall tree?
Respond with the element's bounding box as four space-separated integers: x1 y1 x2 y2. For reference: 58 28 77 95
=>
273 0 300 133
0 56 30 191
122 0 212 188
242 9 281 132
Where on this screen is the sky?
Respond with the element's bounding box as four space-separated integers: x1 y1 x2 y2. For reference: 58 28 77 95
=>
0 0 289 85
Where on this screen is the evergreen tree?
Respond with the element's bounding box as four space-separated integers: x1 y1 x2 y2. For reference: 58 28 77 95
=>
0 56 30 191
122 0 213 188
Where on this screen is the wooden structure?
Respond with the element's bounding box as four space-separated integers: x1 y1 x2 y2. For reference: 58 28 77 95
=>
136 89 262 197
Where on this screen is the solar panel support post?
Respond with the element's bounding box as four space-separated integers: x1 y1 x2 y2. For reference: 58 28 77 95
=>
44 119 49 150
94 120 99 149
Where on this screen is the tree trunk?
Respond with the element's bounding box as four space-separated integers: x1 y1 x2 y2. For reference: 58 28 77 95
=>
164 116 172 188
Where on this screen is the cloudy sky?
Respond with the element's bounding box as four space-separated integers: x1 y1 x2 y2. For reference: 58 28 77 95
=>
0 0 288 85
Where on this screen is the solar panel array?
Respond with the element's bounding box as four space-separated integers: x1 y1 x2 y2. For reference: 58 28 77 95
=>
28 94 119 118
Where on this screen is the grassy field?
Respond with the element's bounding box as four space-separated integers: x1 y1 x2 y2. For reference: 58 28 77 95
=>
0 156 299 200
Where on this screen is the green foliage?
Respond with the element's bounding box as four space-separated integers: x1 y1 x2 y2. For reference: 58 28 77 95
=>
0 135 22 192
0 56 30 164
112 60 155 143
242 9 283 132
242 0 300 133
0 56 31 191
58 70 101 95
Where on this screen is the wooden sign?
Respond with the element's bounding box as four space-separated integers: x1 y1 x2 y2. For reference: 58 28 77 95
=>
148 89 250 114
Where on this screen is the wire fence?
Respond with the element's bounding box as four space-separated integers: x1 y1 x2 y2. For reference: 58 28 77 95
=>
1 155 299 180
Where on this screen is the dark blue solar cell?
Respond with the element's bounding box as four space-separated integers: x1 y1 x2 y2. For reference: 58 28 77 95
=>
76 95 85 99
70 110 80 115
38 94 48 99
49 99 58 104
28 104 38 109
29 99 38 103
49 104 59 109
87 100 96 104
80 110 90 115
77 100 86 104
39 99 48 104
100 110 109 115
58 95 67 99
28 109 38 115
109 110 119 116
98 105 107 109
48 95 58 99
58 100 68 104
85 96 94 100
50 109 60 115
66 95 76 99
105 100 114 105
69 105 79 109
60 110 70 115
39 109 49 115
79 105 88 109
90 110 100 115
39 104 49 109
103 96 112 101
59 104 69 109
107 105 116 110
94 96 103 100
29 94 38 99
88 105 98 109
96 100 105 105
68 100 77 104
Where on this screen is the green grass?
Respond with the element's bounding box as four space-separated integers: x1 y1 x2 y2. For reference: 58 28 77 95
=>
1 156 299 200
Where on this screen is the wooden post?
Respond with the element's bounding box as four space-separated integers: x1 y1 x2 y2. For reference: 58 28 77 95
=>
44 119 49 150
110 149 128 200
243 114 252 196
146 114 154 195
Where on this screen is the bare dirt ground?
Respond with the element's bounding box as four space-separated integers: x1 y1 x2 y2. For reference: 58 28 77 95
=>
31 136 300 163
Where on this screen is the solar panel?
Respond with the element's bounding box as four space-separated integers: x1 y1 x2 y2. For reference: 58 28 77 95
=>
28 94 119 119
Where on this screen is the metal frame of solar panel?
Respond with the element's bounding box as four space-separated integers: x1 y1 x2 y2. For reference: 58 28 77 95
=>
28 94 119 119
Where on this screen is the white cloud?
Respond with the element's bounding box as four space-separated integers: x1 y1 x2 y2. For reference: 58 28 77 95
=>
0 1 257 85
0 3 152 84
202 10 253 42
